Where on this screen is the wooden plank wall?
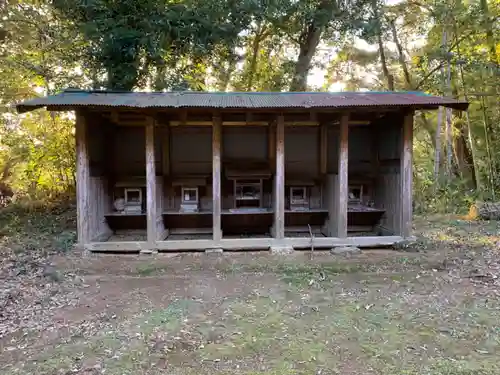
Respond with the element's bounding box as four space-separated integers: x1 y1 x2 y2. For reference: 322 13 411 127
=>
170 126 212 175
285 126 319 177
374 174 400 234
76 112 91 245
373 113 405 235
155 176 167 239
89 176 112 241
113 126 146 176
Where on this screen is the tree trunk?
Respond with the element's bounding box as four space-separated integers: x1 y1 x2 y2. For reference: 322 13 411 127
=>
246 23 267 91
452 114 477 189
390 19 411 88
372 0 393 90
216 58 237 91
290 0 334 91
290 25 323 91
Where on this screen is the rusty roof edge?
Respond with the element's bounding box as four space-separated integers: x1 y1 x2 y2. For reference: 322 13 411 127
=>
14 90 469 113
17 102 469 113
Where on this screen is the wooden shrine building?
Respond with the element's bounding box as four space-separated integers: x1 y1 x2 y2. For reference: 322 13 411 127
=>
16 90 468 253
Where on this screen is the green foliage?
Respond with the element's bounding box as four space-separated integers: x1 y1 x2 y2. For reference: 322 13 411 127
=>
52 0 255 90
0 0 499 213
0 198 76 254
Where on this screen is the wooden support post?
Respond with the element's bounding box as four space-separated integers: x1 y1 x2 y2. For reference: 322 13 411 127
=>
328 114 349 238
146 117 157 249
274 114 285 239
76 111 90 246
337 113 349 238
212 115 222 241
400 111 413 238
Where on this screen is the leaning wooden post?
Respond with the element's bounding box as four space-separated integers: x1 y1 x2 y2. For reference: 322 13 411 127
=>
330 113 349 238
274 114 285 240
76 111 91 247
145 116 157 250
400 111 414 238
212 115 222 242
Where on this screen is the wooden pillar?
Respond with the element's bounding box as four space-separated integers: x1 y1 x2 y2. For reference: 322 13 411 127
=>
328 114 349 237
146 117 157 247
338 114 349 238
76 111 90 246
212 115 222 241
400 111 413 238
274 114 285 239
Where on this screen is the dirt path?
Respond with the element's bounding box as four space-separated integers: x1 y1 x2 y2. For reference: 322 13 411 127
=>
1 217 500 374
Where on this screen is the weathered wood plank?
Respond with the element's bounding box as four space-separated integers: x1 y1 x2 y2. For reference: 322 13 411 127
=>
400 111 414 238
85 241 148 252
85 233 412 252
274 114 285 239
76 111 91 245
146 117 157 246
212 115 222 241
152 236 410 251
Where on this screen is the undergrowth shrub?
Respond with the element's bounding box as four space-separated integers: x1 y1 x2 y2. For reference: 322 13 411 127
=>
0 193 76 254
413 177 479 214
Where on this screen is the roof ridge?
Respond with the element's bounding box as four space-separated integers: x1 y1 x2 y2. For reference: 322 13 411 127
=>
61 89 437 96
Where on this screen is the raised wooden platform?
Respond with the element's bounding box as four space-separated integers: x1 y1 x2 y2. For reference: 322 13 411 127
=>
84 235 414 252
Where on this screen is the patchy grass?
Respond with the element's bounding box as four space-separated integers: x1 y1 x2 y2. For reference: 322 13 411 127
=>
1 212 500 374
134 262 172 276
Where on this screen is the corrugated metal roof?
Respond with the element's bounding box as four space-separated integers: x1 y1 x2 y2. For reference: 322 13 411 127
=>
15 89 469 113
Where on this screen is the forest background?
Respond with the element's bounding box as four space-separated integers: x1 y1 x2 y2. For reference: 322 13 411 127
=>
0 0 498 214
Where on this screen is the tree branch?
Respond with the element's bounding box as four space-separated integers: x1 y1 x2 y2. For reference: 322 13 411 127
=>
415 32 473 89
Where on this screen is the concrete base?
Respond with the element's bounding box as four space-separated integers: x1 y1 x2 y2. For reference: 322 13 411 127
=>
330 246 361 255
205 248 223 254
140 249 158 254
270 245 294 255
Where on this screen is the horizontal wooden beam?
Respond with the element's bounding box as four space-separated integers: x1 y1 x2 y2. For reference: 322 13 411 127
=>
84 236 414 252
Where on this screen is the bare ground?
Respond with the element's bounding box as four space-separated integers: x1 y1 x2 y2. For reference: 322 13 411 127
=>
1 214 500 375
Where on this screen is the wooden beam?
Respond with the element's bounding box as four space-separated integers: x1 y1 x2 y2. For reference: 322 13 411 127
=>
274 114 285 239
212 115 222 241
145 117 157 248
85 235 414 252
400 111 413 238
75 111 91 246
